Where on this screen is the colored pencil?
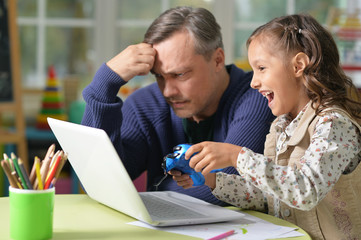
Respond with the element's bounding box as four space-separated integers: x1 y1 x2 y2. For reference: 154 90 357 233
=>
207 230 235 240
3 153 14 172
11 171 23 189
53 152 67 185
44 154 62 189
34 157 43 190
11 153 28 189
44 144 56 162
1 160 18 188
18 158 33 189
29 157 38 185
37 151 54 189
46 151 62 182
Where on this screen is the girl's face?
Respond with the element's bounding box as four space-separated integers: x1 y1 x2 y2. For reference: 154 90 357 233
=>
248 37 310 119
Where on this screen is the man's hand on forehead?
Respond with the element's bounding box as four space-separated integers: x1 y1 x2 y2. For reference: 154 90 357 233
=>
106 43 156 82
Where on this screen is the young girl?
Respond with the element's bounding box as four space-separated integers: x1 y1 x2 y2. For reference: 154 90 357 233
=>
170 14 361 240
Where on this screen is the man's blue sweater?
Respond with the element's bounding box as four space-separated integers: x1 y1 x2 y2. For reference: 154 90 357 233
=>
82 63 274 205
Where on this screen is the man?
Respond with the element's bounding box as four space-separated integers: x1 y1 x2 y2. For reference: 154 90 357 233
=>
82 6 274 205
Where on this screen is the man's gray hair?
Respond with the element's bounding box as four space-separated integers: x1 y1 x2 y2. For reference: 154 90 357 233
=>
144 6 223 60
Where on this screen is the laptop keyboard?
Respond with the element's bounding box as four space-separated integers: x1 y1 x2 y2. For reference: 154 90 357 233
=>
140 194 206 220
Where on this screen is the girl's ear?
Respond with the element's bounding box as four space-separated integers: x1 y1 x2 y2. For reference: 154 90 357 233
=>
292 52 309 77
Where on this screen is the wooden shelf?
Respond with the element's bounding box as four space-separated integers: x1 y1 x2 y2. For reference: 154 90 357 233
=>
0 0 28 170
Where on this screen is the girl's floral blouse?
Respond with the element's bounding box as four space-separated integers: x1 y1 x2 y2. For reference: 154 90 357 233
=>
212 107 361 212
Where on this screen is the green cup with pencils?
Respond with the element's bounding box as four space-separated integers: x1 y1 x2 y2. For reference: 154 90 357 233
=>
1 144 67 240
9 187 55 240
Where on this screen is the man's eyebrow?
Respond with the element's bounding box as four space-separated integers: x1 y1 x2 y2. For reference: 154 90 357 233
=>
151 67 191 76
167 67 191 74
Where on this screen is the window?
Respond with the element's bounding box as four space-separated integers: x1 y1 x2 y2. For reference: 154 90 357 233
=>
232 0 341 70
18 0 95 89
17 0 214 91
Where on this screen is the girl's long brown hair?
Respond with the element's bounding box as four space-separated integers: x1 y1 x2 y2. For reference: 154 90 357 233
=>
247 14 361 121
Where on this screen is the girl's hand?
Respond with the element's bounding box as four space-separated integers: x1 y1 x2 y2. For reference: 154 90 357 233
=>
185 142 242 175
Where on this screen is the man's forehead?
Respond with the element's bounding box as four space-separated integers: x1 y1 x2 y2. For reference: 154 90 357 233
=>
153 45 196 74
153 31 195 56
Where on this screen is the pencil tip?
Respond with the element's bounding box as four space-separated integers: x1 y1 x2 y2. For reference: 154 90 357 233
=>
62 152 68 161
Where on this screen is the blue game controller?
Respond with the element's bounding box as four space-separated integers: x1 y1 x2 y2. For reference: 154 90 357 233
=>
162 144 223 186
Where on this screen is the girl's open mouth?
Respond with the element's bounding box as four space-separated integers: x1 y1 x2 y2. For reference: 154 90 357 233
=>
263 91 274 105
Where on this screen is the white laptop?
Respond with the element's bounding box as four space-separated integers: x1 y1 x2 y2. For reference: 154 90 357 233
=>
47 117 245 226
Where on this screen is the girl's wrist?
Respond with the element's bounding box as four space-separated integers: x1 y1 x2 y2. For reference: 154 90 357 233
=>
232 147 243 168
205 173 216 190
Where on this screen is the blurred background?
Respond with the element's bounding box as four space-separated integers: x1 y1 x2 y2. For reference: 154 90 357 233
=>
15 0 361 121
1 0 361 195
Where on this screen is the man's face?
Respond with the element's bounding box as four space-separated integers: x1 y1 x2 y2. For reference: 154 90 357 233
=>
152 31 223 122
